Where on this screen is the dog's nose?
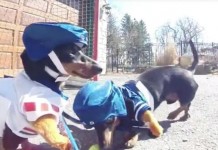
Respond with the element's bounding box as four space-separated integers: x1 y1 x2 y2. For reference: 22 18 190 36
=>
93 65 103 73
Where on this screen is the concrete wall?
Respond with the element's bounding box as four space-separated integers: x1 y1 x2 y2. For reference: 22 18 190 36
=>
97 0 108 74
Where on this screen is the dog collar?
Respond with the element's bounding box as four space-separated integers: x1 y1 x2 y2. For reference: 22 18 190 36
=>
136 81 154 111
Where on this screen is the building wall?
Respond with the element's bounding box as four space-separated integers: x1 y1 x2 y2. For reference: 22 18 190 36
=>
0 0 108 76
0 0 79 76
97 0 108 74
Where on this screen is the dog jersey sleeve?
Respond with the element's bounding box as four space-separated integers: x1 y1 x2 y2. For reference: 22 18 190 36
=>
134 100 151 121
20 87 64 122
119 86 151 121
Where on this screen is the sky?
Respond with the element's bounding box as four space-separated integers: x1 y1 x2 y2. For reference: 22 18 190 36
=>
107 0 218 43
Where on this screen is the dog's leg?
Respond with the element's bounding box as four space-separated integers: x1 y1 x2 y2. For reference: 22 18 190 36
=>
123 130 139 149
2 124 27 150
179 103 191 121
21 139 42 150
167 105 187 120
32 114 71 150
95 118 119 150
142 110 163 137
95 125 116 150
0 137 6 150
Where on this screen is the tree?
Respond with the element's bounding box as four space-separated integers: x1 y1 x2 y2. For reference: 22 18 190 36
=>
107 13 120 53
121 14 151 67
156 17 204 53
176 17 203 53
107 13 121 72
155 22 177 46
120 14 134 67
133 20 151 66
121 14 133 51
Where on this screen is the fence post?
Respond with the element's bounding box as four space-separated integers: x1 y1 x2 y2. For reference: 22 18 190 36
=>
149 45 151 66
212 42 215 55
111 54 114 72
93 0 100 81
180 41 183 56
116 49 119 73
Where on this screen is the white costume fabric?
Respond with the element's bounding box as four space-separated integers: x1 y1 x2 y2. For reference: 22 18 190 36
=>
0 71 67 138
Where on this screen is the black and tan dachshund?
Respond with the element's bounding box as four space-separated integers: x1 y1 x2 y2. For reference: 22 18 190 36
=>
0 22 102 150
73 40 199 150
138 40 199 121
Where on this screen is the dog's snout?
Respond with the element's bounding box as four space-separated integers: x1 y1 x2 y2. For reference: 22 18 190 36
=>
92 65 103 73
80 55 86 62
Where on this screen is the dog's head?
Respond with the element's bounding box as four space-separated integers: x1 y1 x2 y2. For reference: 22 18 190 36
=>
53 42 102 79
73 81 127 149
22 22 102 82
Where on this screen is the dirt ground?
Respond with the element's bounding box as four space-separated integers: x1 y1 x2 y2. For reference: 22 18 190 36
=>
27 73 218 150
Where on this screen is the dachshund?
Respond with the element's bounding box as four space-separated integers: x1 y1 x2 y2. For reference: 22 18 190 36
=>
0 22 102 150
73 40 198 149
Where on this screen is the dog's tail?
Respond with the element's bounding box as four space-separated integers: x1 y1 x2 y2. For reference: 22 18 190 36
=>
187 40 199 73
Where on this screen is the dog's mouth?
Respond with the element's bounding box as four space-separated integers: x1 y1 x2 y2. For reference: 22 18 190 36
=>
71 70 92 79
63 63 102 79
71 67 101 79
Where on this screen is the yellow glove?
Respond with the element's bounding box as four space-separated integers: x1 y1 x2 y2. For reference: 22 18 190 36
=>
142 111 163 137
32 114 72 150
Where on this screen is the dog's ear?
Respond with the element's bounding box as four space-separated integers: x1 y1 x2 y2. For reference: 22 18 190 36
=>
20 50 44 79
21 50 59 81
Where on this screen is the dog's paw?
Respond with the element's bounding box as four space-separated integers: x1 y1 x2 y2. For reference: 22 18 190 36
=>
123 132 139 149
124 138 137 149
147 130 158 139
167 112 177 120
179 114 190 121
149 122 163 137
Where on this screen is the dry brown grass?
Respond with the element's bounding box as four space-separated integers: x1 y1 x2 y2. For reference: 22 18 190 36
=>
156 44 178 66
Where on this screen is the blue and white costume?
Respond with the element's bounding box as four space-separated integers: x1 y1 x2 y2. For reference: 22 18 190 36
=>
0 22 88 141
119 80 154 127
73 80 154 129
0 71 66 138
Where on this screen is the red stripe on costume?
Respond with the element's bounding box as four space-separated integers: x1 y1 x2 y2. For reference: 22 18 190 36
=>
23 127 37 134
41 103 49 111
20 131 37 135
23 102 36 112
52 105 59 112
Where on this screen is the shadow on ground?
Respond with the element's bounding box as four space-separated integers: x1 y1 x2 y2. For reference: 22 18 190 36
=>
24 119 178 150
70 119 179 150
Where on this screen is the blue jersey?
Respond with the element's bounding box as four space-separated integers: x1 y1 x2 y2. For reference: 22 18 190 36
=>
118 80 151 129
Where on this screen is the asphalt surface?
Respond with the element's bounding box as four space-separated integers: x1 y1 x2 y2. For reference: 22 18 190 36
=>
27 73 218 150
